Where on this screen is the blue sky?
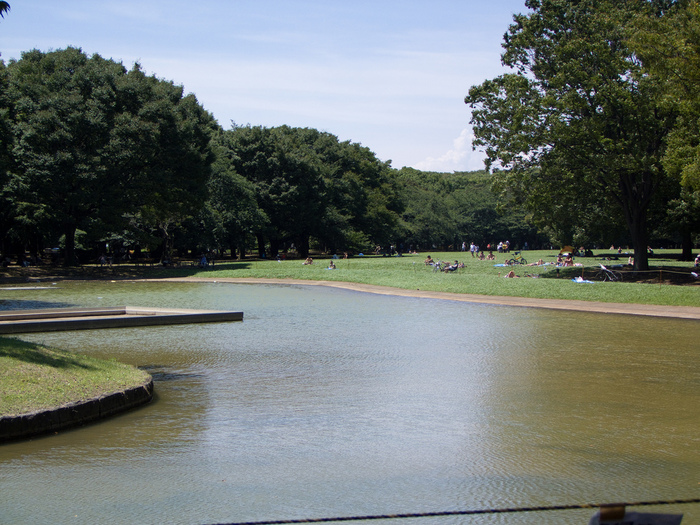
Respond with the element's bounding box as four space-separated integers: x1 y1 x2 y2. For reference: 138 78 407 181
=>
0 1 528 171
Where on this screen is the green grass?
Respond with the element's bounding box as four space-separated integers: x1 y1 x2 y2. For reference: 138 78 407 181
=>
158 249 700 307
0 337 150 417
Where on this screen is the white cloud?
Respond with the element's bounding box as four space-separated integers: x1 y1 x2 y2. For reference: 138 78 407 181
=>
414 128 487 173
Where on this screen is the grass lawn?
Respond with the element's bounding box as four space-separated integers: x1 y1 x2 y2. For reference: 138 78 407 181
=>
164 248 700 307
0 337 150 417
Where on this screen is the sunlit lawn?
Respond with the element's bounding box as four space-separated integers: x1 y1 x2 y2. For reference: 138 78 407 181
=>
159 248 700 307
0 337 150 417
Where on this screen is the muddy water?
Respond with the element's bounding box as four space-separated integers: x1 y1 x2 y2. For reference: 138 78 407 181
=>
1 281 698 525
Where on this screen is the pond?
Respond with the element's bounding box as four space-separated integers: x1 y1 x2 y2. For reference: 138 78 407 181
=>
1 280 699 525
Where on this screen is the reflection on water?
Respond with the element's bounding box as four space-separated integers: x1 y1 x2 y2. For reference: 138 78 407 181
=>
1 281 698 525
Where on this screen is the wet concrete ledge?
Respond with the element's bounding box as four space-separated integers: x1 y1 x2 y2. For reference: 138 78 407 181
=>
0 306 243 334
0 377 154 443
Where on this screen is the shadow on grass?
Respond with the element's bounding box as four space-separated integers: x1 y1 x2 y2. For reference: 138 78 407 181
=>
538 264 699 285
0 337 95 370
146 261 254 278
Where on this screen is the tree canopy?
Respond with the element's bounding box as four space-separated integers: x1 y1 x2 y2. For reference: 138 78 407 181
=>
216 125 402 258
1 38 697 265
2 47 216 263
466 0 679 270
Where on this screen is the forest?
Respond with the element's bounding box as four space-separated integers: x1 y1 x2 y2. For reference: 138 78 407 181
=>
2 0 700 267
0 48 546 265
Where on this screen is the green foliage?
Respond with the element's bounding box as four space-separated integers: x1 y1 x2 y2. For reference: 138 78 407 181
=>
3 48 217 263
1 33 696 266
466 0 679 270
629 0 700 190
217 124 401 257
396 168 544 249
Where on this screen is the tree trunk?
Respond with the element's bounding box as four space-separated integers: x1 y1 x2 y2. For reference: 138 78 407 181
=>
160 226 171 263
64 225 77 266
296 235 310 259
626 211 649 271
681 230 693 261
269 238 280 259
256 233 266 258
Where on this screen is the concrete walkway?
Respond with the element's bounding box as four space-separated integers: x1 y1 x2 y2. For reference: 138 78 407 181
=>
161 277 700 320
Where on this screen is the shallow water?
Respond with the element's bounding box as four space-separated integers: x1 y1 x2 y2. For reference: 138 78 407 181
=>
1 281 699 525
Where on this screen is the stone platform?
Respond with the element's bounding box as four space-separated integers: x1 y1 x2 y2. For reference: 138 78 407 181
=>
0 306 243 334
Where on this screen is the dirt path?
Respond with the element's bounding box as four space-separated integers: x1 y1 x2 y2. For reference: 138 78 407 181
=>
159 277 700 320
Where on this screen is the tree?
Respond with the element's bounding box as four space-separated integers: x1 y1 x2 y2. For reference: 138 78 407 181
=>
125 75 217 262
629 0 700 257
0 2 9 19
396 168 544 250
465 0 677 270
4 48 217 264
203 133 266 258
307 133 402 253
221 124 401 258
6 48 132 263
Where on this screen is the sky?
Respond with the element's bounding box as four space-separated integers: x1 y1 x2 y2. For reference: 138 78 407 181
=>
0 0 529 172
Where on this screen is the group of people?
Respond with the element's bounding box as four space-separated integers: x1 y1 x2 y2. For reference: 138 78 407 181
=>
302 256 337 270
461 240 512 259
556 253 575 266
424 255 465 272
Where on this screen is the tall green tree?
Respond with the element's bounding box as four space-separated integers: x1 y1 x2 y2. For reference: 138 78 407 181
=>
218 125 325 258
221 124 401 258
306 132 402 253
5 48 216 263
6 48 132 263
465 0 677 270
125 73 217 261
203 134 266 258
629 0 700 257
396 168 543 250
0 59 16 256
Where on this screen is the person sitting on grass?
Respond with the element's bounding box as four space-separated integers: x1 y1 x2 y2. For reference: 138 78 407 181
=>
527 259 545 266
424 255 434 265
504 270 518 278
327 261 336 270
303 257 313 265
444 260 459 272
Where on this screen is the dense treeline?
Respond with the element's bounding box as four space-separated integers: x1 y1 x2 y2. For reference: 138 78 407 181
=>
0 36 698 266
0 48 541 265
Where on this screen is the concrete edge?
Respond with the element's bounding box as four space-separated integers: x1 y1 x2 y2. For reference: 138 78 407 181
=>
0 307 243 334
0 377 154 443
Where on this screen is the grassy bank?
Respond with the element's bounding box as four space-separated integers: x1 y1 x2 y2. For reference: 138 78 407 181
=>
1 248 698 306
0 337 150 417
173 249 700 307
